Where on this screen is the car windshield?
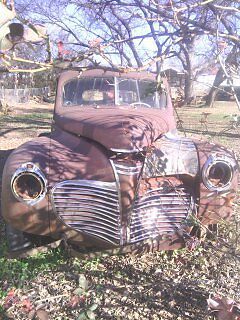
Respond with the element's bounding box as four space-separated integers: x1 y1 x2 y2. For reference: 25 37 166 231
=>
63 77 168 108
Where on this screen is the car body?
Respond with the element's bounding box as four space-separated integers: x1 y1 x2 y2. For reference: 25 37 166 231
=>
1 67 239 254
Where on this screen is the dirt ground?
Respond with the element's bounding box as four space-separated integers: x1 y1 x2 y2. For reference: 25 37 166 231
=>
176 102 240 161
1 100 239 154
0 102 53 210
0 101 53 150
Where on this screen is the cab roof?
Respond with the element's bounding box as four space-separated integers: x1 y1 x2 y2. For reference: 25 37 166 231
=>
60 67 157 81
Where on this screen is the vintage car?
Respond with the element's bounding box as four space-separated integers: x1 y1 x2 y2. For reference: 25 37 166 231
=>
1 67 239 255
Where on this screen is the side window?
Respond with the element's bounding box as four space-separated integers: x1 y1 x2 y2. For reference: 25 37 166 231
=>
139 81 156 107
63 78 115 106
63 79 78 106
118 79 138 104
157 88 168 109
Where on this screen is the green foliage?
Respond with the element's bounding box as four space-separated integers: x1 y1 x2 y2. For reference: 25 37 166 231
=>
0 224 66 298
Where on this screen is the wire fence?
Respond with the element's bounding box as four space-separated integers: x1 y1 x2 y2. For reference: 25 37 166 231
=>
0 87 50 104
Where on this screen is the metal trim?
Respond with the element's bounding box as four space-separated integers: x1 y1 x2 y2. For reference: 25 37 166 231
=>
129 186 195 243
110 148 142 153
202 155 234 191
114 163 142 176
11 162 47 205
50 179 121 245
109 159 124 245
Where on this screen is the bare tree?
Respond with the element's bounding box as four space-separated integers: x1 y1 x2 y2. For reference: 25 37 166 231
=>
6 0 240 108
205 47 240 107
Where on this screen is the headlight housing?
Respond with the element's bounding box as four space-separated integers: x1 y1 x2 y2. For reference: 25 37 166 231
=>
202 155 234 191
11 163 47 205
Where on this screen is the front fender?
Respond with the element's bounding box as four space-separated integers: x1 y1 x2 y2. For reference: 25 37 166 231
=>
194 140 239 224
1 137 51 235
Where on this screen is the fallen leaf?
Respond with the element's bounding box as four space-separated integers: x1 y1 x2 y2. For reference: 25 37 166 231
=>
78 274 88 291
207 295 240 320
35 309 49 320
21 298 33 313
86 310 96 320
77 311 88 320
28 309 36 320
68 295 85 309
3 288 19 310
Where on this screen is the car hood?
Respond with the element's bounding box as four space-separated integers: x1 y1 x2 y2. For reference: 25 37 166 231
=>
54 107 176 152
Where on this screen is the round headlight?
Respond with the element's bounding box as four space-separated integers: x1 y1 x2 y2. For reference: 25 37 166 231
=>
202 156 233 191
11 163 47 204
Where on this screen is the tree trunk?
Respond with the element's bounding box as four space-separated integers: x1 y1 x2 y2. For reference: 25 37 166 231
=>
205 69 226 107
180 42 194 106
184 72 194 105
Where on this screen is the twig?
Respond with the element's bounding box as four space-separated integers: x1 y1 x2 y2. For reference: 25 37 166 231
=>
35 294 69 304
7 67 52 73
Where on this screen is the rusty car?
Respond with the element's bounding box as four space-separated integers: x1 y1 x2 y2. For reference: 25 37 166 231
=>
1 67 239 256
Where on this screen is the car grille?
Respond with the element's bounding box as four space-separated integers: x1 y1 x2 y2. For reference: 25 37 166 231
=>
130 186 193 243
113 163 142 176
51 180 120 245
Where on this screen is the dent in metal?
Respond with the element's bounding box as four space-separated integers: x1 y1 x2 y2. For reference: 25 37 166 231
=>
143 134 199 178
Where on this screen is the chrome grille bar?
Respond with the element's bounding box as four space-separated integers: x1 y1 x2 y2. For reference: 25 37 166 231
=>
51 180 120 245
130 186 193 243
114 163 142 176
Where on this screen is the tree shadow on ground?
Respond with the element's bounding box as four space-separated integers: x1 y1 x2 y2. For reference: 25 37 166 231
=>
179 127 240 138
16 106 53 114
69 256 211 320
97 278 208 319
0 116 51 137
